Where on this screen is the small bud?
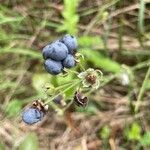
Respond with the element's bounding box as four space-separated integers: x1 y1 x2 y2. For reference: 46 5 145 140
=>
53 95 66 107
120 73 130 86
119 65 132 86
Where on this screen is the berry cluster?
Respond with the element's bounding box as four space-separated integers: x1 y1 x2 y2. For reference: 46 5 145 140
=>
42 34 78 75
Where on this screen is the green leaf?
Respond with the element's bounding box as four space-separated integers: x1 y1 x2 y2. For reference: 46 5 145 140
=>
32 73 50 97
48 72 75 87
0 47 41 59
81 49 121 73
65 84 77 98
78 36 104 48
140 132 150 146
125 122 141 141
0 14 23 25
54 73 74 86
0 141 5 150
100 125 110 139
57 0 80 34
54 74 79 98
144 80 150 90
19 133 39 150
0 81 18 90
76 102 98 115
5 99 22 117
32 72 78 99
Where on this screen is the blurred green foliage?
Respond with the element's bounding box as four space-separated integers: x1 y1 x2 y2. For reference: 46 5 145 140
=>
124 122 141 141
57 0 80 34
81 49 121 73
0 141 5 150
78 36 104 48
124 122 150 148
5 99 22 117
32 73 50 98
19 133 39 150
140 132 150 147
100 125 110 139
75 102 98 115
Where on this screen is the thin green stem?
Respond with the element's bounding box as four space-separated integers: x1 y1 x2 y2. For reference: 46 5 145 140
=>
138 0 145 34
53 81 77 91
132 59 150 71
135 66 150 113
63 68 78 75
62 100 73 112
137 0 145 47
44 80 81 105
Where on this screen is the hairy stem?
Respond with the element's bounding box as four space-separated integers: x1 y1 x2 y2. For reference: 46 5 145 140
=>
135 66 150 113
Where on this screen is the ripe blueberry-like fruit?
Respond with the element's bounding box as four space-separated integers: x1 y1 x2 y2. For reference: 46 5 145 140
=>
61 34 78 54
62 54 75 68
44 58 63 75
22 108 44 125
42 41 68 61
42 44 52 60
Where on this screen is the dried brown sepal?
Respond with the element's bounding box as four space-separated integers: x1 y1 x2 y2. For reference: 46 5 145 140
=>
74 91 88 107
32 100 48 113
85 74 96 85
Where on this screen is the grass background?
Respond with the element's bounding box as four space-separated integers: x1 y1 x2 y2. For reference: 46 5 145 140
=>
0 0 150 149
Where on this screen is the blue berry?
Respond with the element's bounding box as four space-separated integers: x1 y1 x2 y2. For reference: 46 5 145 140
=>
44 59 63 75
42 44 52 60
22 108 44 125
42 41 68 61
61 34 78 54
62 54 75 68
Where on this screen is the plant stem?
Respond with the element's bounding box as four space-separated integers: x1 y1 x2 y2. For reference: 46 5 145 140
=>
138 0 145 34
132 59 150 71
44 80 81 105
53 81 77 91
134 66 150 113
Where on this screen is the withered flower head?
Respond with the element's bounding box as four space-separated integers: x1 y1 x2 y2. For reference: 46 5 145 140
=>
74 91 88 107
78 68 102 89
